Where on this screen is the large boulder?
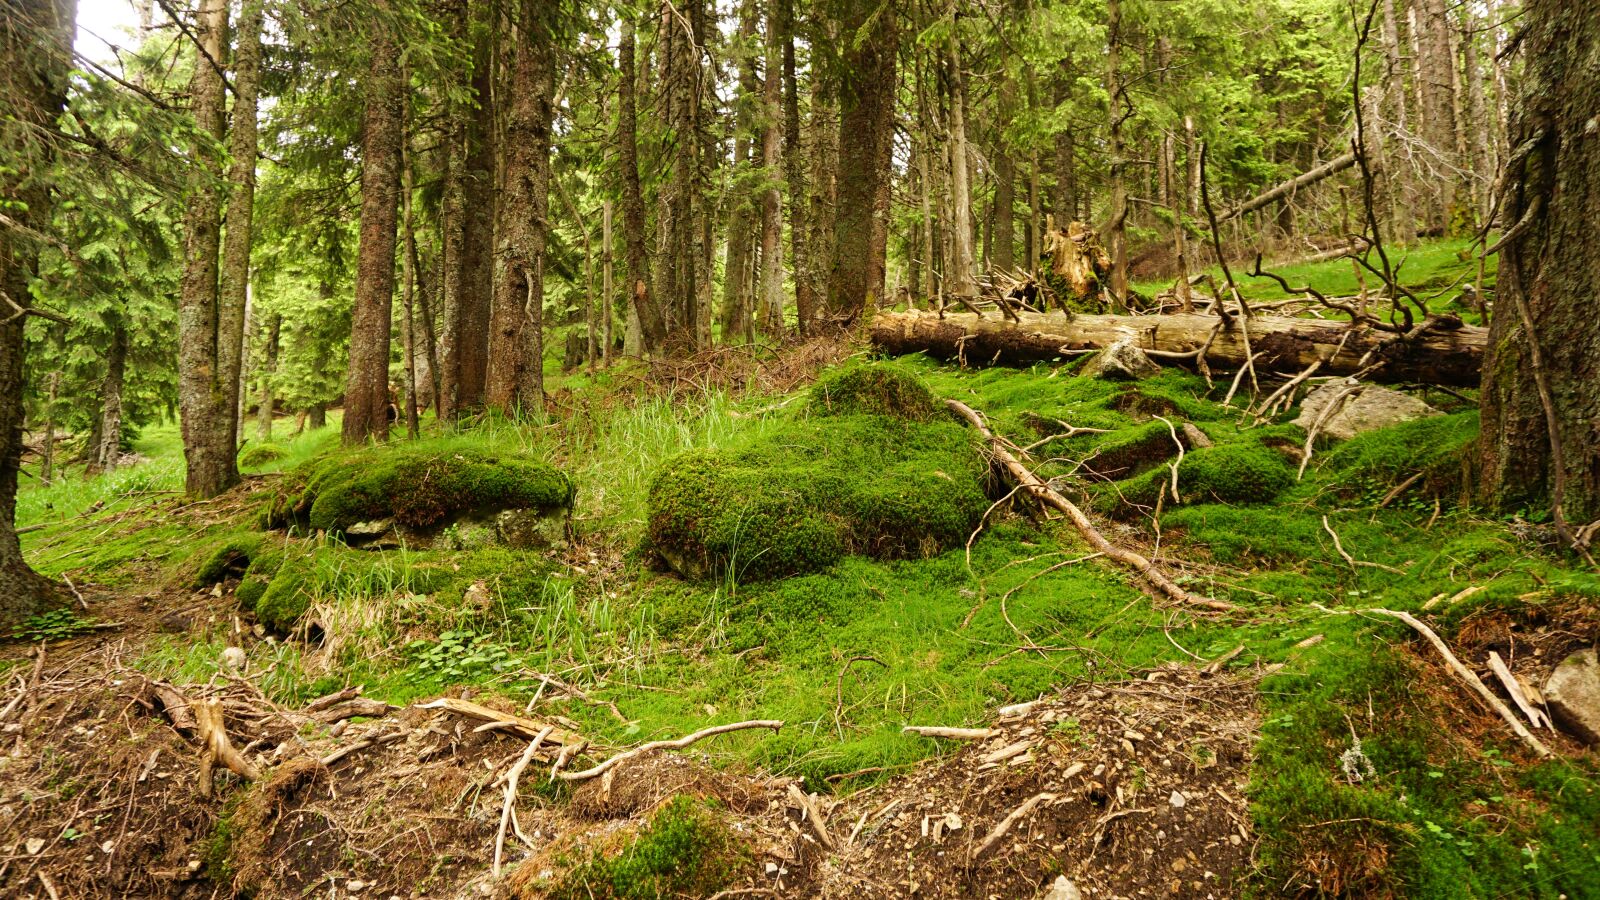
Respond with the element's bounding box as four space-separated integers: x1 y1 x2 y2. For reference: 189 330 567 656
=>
1544 647 1600 745
1293 381 1439 442
1080 340 1161 381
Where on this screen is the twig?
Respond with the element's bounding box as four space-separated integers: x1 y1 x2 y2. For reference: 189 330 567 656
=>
319 730 405 768
557 720 783 782
969 792 1056 863
902 725 997 740
1315 605 1551 757
1486 652 1550 730
786 783 836 851
494 727 552 876
1377 472 1425 508
1153 416 1184 504
946 399 1234 613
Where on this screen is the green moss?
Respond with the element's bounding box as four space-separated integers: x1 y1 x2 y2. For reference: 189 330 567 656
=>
545 796 748 900
1318 410 1478 500
194 535 264 587
254 549 315 633
264 436 574 535
238 444 286 469
810 361 939 421
1116 442 1295 508
646 412 989 582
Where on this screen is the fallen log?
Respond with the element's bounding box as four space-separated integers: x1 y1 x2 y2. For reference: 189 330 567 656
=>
1218 151 1358 223
871 309 1485 387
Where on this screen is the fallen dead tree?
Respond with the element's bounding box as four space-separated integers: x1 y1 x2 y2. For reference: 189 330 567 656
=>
946 398 1234 614
872 309 1485 387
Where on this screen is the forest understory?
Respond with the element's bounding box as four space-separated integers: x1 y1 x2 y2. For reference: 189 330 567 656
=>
3 238 1599 899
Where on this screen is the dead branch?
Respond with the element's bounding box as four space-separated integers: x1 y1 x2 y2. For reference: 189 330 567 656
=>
557 719 784 782
494 727 553 876
902 725 998 740
416 696 580 750
786 782 837 851
1486 652 1550 730
969 791 1056 864
193 697 260 794
1316 605 1551 757
946 399 1234 614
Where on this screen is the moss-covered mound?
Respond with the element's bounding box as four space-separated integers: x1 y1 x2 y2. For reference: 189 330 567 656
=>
810 362 939 421
264 438 574 536
238 443 286 469
648 368 988 583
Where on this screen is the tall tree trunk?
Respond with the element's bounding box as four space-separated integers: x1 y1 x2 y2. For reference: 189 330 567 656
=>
95 315 128 473
617 16 663 352
416 239 442 417
485 0 555 413
1380 0 1416 244
805 72 838 322
757 0 785 337
457 7 496 410
400 141 421 439
992 105 1015 273
1416 0 1460 233
779 0 810 333
825 0 896 321
218 0 263 460
0 0 75 619
342 10 405 444
255 312 281 442
437 0 469 420
945 30 977 299
1103 0 1129 309
1478 0 1600 535
719 0 760 343
175 0 235 496
1459 2 1491 223
1052 80 1076 221
602 200 614 364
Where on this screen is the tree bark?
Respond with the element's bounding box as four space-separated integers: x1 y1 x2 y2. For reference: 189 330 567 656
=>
825 0 896 321
757 0 785 338
992 82 1016 274
719 0 760 343
341 9 404 444
255 313 281 442
175 0 235 496
400 141 420 439
945 29 977 299
1102 0 1129 308
437 0 469 420
457 7 496 409
617 16 663 352
218 0 263 457
484 0 555 414
1416 0 1460 233
94 315 128 473
779 0 810 333
0 0 75 620
870 309 1486 387
1478 0 1600 530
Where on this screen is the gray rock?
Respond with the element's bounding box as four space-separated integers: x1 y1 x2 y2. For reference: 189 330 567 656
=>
1040 875 1083 900
1080 340 1161 380
1293 381 1439 442
343 518 402 549
1544 647 1600 745
495 507 569 550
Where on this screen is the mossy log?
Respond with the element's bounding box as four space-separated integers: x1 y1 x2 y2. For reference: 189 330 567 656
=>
870 309 1487 387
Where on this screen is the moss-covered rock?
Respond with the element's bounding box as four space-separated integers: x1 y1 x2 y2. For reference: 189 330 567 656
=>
264 438 574 543
238 443 286 469
647 390 989 582
1116 442 1296 508
810 362 939 421
194 536 264 587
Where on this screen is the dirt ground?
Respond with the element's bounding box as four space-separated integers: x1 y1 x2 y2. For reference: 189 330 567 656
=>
0 570 1260 900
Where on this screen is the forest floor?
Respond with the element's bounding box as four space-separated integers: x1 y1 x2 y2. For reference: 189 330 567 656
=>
4 239 1599 900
